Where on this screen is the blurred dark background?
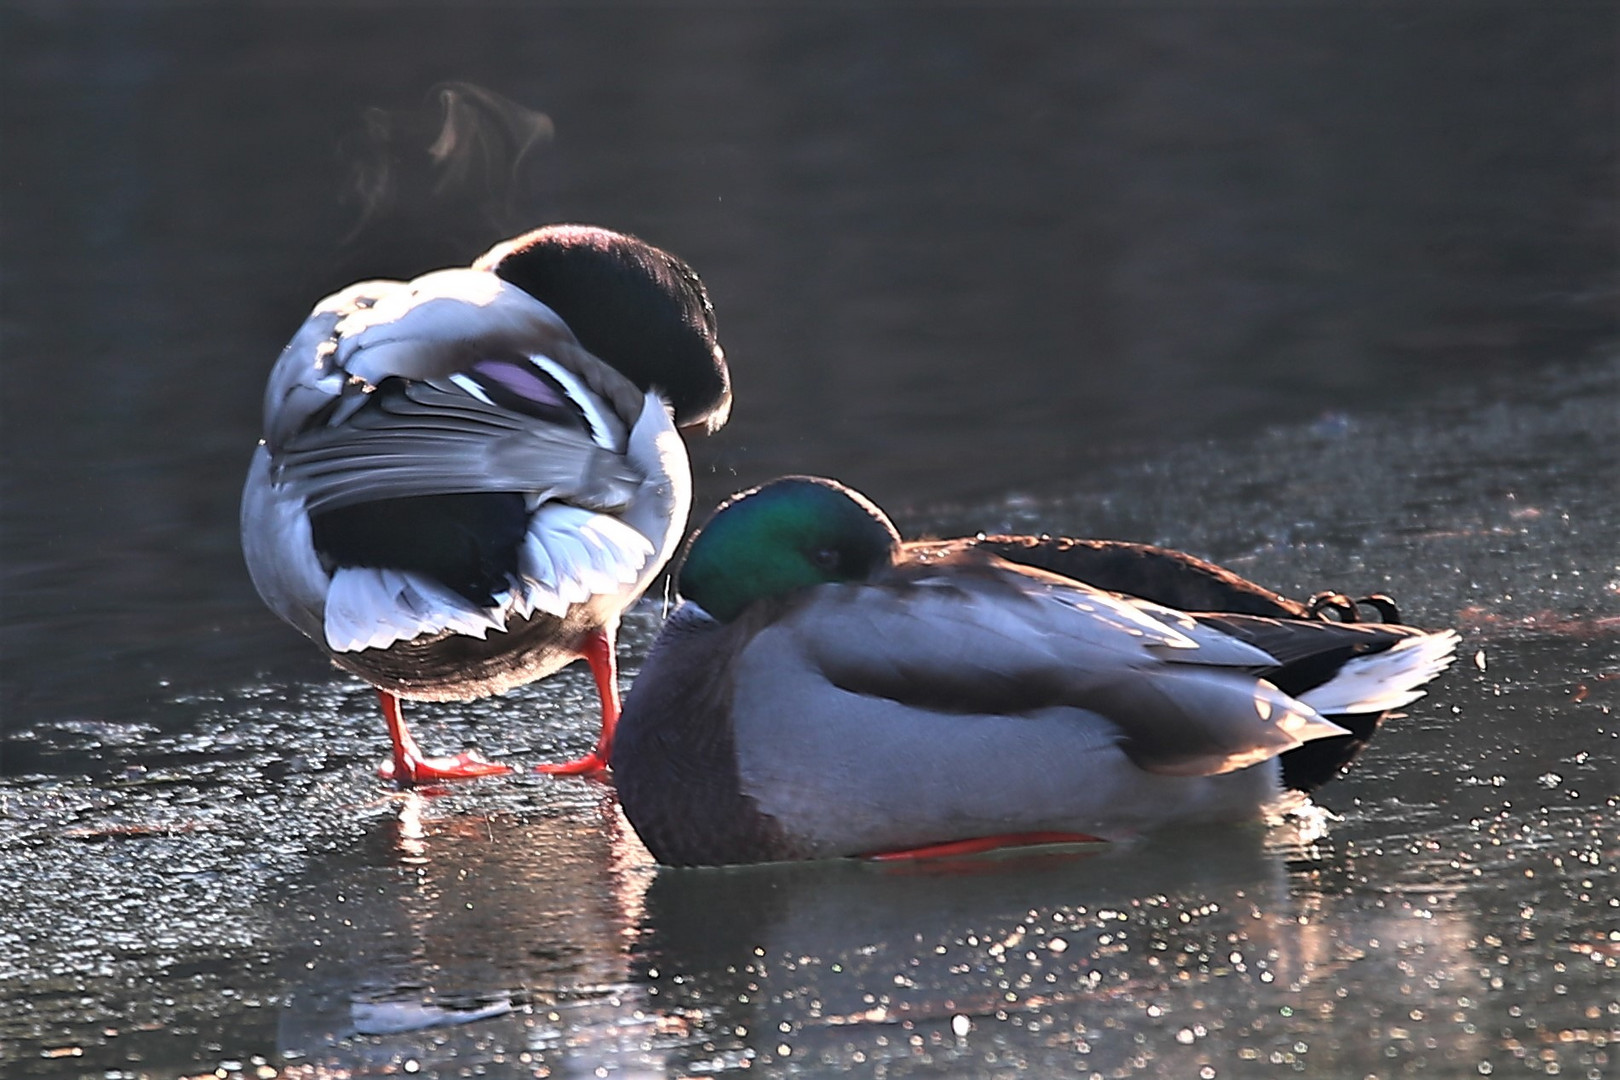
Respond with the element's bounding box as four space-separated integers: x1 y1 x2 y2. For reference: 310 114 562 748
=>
2 3 1615 728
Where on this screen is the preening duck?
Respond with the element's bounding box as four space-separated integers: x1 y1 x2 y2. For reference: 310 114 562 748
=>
241 225 730 784
612 477 1458 866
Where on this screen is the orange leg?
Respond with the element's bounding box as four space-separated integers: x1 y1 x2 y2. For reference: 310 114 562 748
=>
866 831 1106 862
375 689 512 786
535 626 617 777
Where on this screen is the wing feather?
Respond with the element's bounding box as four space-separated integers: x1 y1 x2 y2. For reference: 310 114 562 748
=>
272 384 643 512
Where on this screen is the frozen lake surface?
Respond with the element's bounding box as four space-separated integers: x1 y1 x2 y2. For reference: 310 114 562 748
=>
4 360 1615 1078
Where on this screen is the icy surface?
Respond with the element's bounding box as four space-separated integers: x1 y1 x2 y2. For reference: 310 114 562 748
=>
4 362 1615 1078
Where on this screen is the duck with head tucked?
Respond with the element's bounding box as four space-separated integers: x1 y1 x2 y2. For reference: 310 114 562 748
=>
241 225 730 784
612 477 1458 866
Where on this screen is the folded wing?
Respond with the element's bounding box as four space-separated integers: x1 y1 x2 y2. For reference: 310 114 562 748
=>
779 564 1350 778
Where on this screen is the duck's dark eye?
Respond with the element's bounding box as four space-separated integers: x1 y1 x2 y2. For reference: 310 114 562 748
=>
808 547 840 571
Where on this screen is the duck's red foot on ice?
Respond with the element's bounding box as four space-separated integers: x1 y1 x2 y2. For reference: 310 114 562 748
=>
378 751 513 785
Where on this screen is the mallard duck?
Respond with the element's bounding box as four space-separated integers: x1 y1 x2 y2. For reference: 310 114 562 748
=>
612 477 1458 866
241 225 731 784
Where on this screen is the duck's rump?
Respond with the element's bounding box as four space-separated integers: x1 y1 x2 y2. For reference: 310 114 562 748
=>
306 489 655 699
1188 613 1452 791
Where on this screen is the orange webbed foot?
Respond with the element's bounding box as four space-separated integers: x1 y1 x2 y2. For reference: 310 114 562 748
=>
534 750 611 778
378 751 514 786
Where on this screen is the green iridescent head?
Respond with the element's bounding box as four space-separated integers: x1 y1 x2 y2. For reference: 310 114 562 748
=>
677 476 902 623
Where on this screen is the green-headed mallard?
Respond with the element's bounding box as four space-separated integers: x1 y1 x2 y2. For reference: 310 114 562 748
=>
613 477 1458 866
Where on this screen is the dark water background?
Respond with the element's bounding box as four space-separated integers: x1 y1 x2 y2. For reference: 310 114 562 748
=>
2 4 1616 1078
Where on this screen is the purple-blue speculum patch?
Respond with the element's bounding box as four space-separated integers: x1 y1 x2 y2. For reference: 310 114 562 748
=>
473 359 566 407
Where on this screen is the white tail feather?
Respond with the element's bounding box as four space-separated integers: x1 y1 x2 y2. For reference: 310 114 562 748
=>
547 530 604 598
1298 630 1460 715
324 567 507 652
513 503 655 616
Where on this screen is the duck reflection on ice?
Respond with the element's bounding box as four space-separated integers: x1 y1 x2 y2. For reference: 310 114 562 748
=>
272 792 657 1074
270 793 1493 1078
631 827 1490 1077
